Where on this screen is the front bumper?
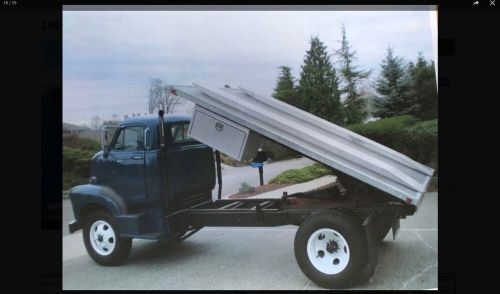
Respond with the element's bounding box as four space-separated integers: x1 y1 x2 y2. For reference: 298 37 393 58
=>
68 220 81 233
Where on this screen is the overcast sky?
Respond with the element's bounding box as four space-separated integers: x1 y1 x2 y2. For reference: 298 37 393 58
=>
63 9 436 125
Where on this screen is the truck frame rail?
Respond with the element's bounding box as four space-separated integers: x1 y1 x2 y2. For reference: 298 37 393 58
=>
167 192 415 231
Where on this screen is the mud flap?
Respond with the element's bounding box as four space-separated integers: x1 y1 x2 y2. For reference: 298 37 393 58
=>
361 217 379 280
392 218 400 240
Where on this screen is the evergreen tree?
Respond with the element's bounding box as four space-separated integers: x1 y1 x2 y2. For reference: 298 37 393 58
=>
373 46 408 118
272 66 300 107
335 24 371 124
405 53 438 120
298 36 345 125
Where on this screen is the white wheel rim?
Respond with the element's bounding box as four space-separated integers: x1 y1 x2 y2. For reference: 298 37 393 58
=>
89 220 116 256
306 228 350 275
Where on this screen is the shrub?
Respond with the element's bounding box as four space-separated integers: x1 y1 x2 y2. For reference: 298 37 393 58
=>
348 115 417 152
348 115 437 171
63 134 101 152
261 139 301 162
62 135 101 190
269 163 333 184
63 146 97 189
403 119 437 170
240 181 251 188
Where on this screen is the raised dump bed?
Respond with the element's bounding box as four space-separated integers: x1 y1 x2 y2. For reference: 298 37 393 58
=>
170 83 435 209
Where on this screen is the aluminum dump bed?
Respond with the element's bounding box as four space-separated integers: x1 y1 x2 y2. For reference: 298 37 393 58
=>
171 83 435 208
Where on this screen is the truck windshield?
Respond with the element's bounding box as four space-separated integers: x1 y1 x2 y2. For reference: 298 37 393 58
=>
112 126 145 151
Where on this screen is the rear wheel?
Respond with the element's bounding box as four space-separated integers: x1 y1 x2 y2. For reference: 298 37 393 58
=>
294 211 369 289
82 211 132 266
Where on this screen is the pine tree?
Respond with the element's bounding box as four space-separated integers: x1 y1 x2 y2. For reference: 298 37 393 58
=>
405 53 438 120
373 46 408 118
298 36 345 125
335 24 371 124
272 66 300 107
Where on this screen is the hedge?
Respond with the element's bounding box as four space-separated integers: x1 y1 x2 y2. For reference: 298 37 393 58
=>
348 116 437 171
261 139 301 162
348 115 417 152
63 134 100 151
403 119 437 167
63 135 101 190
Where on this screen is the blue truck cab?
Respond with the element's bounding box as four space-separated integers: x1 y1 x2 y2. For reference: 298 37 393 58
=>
68 114 215 265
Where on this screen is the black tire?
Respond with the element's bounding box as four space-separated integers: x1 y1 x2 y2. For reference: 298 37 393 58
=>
82 210 132 266
294 211 369 289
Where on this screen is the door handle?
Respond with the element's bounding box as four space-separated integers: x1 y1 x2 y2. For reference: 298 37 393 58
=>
131 156 144 160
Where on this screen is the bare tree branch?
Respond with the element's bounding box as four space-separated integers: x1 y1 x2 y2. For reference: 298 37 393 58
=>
90 115 102 130
147 78 184 114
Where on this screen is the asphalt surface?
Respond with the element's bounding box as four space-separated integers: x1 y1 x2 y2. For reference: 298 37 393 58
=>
62 191 437 290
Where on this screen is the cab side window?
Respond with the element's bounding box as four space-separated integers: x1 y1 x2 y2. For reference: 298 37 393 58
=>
170 123 191 143
112 126 145 151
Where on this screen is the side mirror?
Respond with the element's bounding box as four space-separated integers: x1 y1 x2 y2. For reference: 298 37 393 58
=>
101 125 119 158
102 145 110 157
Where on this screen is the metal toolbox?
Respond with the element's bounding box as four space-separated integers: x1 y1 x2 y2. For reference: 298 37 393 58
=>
188 105 263 161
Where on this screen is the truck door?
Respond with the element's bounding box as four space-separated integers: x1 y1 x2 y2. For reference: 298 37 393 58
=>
165 122 215 210
108 125 146 203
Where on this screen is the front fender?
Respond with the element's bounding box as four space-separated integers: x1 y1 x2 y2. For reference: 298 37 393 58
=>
69 184 128 223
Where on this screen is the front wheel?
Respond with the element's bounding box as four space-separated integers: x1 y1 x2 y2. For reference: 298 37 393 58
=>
294 211 369 289
82 211 132 266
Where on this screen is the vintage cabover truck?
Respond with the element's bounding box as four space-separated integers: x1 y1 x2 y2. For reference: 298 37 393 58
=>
68 84 434 288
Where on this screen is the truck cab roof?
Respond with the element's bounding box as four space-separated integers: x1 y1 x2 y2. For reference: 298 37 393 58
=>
120 113 192 128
